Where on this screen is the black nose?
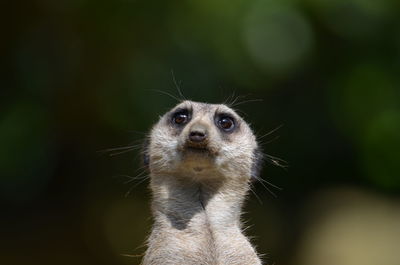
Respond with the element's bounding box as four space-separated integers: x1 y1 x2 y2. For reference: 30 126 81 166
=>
189 131 207 142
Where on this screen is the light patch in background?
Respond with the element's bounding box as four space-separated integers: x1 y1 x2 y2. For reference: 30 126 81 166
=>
328 63 399 188
307 0 396 40
297 188 400 265
243 0 314 73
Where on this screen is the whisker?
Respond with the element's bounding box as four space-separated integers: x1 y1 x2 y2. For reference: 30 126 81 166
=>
228 94 244 107
230 98 263 108
222 91 233 105
102 144 141 152
223 91 239 106
125 171 148 184
257 177 282 190
108 147 139 156
264 153 288 168
241 223 255 233
259 135 280 145
125 174 149 197
249 184 263 204
98 140 145 156
148 88 182 102
257 125 284 140
255 177 277 198
112 174 134 183
171 70 186 101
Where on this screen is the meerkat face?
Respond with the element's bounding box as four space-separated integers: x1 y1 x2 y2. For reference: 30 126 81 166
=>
144 100 262 181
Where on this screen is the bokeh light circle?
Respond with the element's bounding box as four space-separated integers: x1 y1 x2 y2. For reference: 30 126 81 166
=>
243 0 313 72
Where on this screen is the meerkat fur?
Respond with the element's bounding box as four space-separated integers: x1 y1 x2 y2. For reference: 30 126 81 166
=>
141 100 264 265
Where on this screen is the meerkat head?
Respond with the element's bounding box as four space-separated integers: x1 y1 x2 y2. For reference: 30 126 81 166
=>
143 100 263 182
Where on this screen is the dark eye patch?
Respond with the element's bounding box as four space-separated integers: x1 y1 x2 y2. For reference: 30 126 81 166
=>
215 113 236 133
171 108 191 126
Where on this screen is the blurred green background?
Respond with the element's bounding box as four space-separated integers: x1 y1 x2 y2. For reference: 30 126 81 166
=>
1 0 400 264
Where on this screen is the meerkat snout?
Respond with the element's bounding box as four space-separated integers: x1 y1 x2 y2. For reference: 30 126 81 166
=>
188 124 208 143
189 126 208 143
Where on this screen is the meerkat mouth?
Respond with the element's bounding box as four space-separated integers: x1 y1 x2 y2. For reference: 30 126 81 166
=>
184 147 213 159
182 139 210 153
181 144 216 174
182 141 220 159
185 145 209 152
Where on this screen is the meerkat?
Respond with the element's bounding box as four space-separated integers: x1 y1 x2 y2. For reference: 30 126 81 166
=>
141 100 264 265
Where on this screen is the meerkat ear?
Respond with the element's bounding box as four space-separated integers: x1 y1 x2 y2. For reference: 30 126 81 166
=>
142 137 150 168
250 147 264 181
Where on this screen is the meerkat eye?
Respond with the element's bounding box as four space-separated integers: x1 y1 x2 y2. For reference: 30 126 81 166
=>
172 110 189 125
217 116 235 132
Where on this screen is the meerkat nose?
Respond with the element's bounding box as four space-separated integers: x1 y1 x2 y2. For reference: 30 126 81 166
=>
189 130 207 142
188 122 209 143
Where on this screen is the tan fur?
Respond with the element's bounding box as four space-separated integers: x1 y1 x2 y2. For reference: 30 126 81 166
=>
142 101 262 265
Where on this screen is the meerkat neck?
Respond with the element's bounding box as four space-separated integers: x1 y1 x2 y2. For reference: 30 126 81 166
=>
151 175 247 229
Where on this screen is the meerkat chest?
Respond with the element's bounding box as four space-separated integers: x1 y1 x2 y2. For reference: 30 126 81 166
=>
155 228 260 265
149 209 260 265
